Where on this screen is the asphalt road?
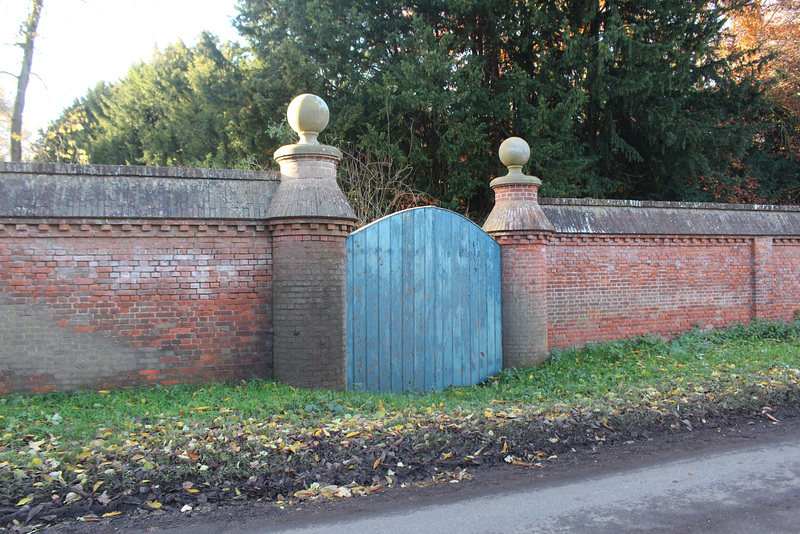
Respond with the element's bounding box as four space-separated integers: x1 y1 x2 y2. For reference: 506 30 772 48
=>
215 427 800 534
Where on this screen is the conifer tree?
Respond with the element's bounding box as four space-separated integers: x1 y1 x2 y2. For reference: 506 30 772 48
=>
38 0 790 214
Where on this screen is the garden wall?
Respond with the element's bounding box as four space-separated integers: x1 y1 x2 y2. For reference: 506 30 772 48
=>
1 161 799 394
0 163 279 393
540 199 800 349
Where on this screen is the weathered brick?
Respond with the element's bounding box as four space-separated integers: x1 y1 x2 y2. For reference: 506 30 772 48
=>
0 220 273 394
268 219 354 390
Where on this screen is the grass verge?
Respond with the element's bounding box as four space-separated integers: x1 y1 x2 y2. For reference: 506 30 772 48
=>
1 319 799 528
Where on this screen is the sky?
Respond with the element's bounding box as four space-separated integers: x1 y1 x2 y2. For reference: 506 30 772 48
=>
1 0 242 140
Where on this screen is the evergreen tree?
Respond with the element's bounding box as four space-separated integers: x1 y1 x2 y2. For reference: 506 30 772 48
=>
235 0 772 212
35 33 269 168
37 1 791 215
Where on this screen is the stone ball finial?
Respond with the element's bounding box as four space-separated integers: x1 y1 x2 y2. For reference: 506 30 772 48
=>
499 137 530 177
287 94 330 145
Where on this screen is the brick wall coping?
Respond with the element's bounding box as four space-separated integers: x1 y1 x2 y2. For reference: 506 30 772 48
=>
0 162 279 181
540 198 800 236
540 197 800 212
0 162 280 220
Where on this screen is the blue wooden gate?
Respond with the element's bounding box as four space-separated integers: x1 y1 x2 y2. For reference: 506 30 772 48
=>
346 207 502 392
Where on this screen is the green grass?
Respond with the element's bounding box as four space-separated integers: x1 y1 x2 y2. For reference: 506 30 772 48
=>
1 319 799 507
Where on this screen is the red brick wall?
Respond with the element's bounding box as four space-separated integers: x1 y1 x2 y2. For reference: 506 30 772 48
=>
772 238 800 322
0 219 272 394
547 235 757 349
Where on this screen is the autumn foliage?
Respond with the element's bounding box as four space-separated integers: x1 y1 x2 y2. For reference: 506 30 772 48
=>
724 0 800 203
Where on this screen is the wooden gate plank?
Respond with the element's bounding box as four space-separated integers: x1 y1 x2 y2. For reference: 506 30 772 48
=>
423 211 435 391
389 213 403 391
365 220 379 388
401 211 415 390
414 212 427 390
452 220 466 387
460 224 473 387
440 212 454 389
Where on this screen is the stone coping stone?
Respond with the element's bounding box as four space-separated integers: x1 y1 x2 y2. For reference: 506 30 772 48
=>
540 198 800 236
0 162 279 181
0 162 280 220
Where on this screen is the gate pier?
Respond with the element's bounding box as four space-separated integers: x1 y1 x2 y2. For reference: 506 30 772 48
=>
483 137 554 368
266 94 357 390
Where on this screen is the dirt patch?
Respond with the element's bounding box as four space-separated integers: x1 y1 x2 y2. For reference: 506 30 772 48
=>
8 399 798 534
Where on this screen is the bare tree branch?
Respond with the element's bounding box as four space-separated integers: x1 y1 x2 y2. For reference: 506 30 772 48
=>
337 144 437 228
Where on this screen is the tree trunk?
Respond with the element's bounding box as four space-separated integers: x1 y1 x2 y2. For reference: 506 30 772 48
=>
11 0 44 162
